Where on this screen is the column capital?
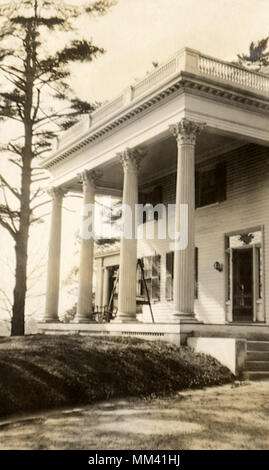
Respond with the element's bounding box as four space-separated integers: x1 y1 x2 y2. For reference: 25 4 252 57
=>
48 186 65 203
118 147 146 172
80 169 101 191
169 118 206 145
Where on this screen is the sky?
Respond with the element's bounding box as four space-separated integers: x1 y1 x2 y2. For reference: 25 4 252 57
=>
1 0 269 328
71 0 269 102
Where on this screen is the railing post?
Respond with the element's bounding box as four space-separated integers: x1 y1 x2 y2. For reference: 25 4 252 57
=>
182 48 199 75
123 86 133 106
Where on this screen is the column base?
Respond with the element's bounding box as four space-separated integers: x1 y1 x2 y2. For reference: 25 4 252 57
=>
112 312 139 323
73 316 96 324
42 317 60 323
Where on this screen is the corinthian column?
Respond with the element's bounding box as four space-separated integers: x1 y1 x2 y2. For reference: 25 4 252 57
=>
75 170 97 323
44 187 64 322
116 148 145 322
169 118 205 318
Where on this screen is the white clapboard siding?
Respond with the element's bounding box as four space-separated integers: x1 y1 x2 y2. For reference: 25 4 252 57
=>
138 143 269 324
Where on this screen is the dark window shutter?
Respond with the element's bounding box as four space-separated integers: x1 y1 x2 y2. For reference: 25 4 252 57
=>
194 247 198 299
152 255 161 300
153 185 163 205
153 185 163 220
138 192 144 206
195 170 200 208
139 192 148 223
216 162 227 202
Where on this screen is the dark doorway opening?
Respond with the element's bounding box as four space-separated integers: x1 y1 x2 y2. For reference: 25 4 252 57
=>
232 248 253 322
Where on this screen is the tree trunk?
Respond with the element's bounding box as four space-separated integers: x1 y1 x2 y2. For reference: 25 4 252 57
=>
11 240 27 336
11 157 31 336
10 21 35 336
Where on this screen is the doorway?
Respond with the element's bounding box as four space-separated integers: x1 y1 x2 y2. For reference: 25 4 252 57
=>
232 248 253 321
225 229 263 323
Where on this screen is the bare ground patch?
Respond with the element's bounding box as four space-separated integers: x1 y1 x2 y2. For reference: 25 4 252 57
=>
0 380 268 450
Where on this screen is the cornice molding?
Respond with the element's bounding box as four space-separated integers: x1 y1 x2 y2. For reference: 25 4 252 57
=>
42 79 183 170
42 72 269 171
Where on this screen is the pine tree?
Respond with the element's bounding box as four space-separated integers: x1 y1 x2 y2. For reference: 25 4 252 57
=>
0 0 116 336
237 37 269 70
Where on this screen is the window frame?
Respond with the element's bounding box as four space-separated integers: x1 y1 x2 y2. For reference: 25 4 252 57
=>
196 161 227 209
138 255 161 302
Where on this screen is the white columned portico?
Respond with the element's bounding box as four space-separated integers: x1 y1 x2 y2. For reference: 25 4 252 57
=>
75 170 96 323
170 119 205 318
116 148 144 322
44 187 64 322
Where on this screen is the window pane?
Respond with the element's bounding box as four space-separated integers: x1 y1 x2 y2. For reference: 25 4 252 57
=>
152 255 160 277
152 278 160 301
196 162 227 208
166 275 173 301
139 255 161 301
142 278 152 299
199 168 217 207
166 251 174 277
143 256 152 279
166 252 174 300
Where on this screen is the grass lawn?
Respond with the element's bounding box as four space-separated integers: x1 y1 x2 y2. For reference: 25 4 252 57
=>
0 334 233 419
0 381 268 450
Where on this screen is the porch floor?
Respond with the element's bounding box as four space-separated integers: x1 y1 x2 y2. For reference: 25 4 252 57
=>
38 320 269 346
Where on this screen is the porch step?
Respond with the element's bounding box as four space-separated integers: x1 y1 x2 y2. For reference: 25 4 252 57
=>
245 340 269 379
245 371 269 381
247 340 269 351
247 351 269 361
245 360 269 371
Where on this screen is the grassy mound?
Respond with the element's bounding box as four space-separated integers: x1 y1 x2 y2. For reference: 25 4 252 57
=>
0 335 233 418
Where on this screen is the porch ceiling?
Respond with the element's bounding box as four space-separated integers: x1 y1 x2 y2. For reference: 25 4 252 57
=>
67 131 244 193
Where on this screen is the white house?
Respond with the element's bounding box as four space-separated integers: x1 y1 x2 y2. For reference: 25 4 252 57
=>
39 48 269 377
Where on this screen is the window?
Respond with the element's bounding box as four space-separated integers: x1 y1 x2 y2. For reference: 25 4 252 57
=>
165 248 198 300
138 255 161 301
166 251 174 300
196 162 227 208
138 185 163 223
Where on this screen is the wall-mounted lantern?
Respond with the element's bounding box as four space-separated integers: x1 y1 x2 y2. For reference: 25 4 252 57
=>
213 261 223 272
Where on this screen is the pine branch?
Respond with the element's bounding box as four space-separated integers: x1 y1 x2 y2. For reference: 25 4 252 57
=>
0 185 19 233
0 64 26 91
57 40 105 64
0 215 17 239
8 158 22 169
0 174 21 200
237 37 269 68
31 199 51 211
85 1 117 16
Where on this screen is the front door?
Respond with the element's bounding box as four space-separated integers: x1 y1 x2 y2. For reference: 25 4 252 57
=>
232 248 253 321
